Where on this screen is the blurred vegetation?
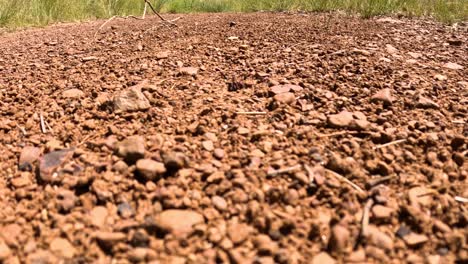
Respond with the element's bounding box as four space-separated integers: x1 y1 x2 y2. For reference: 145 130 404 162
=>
0 0 466 27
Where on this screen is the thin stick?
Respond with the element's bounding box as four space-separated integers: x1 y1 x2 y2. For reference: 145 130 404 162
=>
452 120 465 124
315 131 359 138
40 113 47 133
144 0 178 26
45 120 53 134
236 111 267 115
142 2 147 19
373 139 407 150
325 168 366 194
16 124 27 136
94 15 143 39
361 199 374 237
454 196 468 203
368 175 396 187
267 164 302 177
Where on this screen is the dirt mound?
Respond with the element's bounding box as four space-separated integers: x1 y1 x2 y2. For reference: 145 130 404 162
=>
0 13 466 263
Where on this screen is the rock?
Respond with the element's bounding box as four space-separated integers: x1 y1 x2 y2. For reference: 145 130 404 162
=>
56 189 77 212
416 96 439 109
227 223 251 245
212 196 228 211
443 62 463 70
18 146 41 171
26 250 57 264
372 205 394 221
1 224 22 247
161 151 188 172
269 84 303 95
408 186 433 207
89 206 108 227
273 92 296 104
136 159 166 180
39 148 74 183
434 74 447 81
154 210 204 237
346 249 366 263
156 51 169 59
50 238 75 259
62 89 84 99
407 52 422 59
213 148 225 160
179 67 198 76
94 231 127 246
402 232 428 247
11 172 33 188
312 252 336 264
447 39 462 46
385 44 398 54
371 88 393 105
329 225 350 252
253 234 278 255
113 86 150 112
115 136 145 164
366 225 394 251
327 111 354 128
117 202 135 218
202 140 214 151
0 239 11 261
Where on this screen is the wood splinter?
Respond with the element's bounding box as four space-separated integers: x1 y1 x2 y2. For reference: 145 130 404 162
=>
40 113 47 134
325 168 366 194
267 164 302 177
373 139 407 150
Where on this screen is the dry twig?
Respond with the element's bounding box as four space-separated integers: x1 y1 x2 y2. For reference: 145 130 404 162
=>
325 168 366 194
373 139 407 150
16 124 27 136
361 199 374 237
267 164 302 177
454 196 468 203
315 130 359 138
40 113 47 134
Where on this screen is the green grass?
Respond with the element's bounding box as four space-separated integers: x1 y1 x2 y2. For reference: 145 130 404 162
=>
0 0 466 28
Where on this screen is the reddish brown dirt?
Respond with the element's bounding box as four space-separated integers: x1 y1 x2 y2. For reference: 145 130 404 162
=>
0 13 467 263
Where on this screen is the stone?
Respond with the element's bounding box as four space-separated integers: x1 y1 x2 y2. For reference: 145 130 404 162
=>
366 225 394 251
269 84 303 95
371 88 393 105
202 140 214 151
402 233 428 247
407 52 422 59
416 96 439 109
212 196 228 211
161 151 188 172
372 205 394 221
117 202 135 218
156 51 169 59
62 89 84 99
179 67 198 76
94 232 127 245
26 250 57 264
50 238 75 259
273 92 296 104
11 172 33 188
443 62 463 70
115 136 145 164
39 148 74 183
312 252 336 264
253 234 278 255
154 210 204 237
113 86 150 112
385 44 398 54
213 148 225 160
327 111 354 128
408 186 433 207
227 223 251 245
136 159 166 180
434 74 447 81
90 206 108 227
56 189 77 212
1 224 22 247
329 225 350 252
0 239 11 261
18 146 41 171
